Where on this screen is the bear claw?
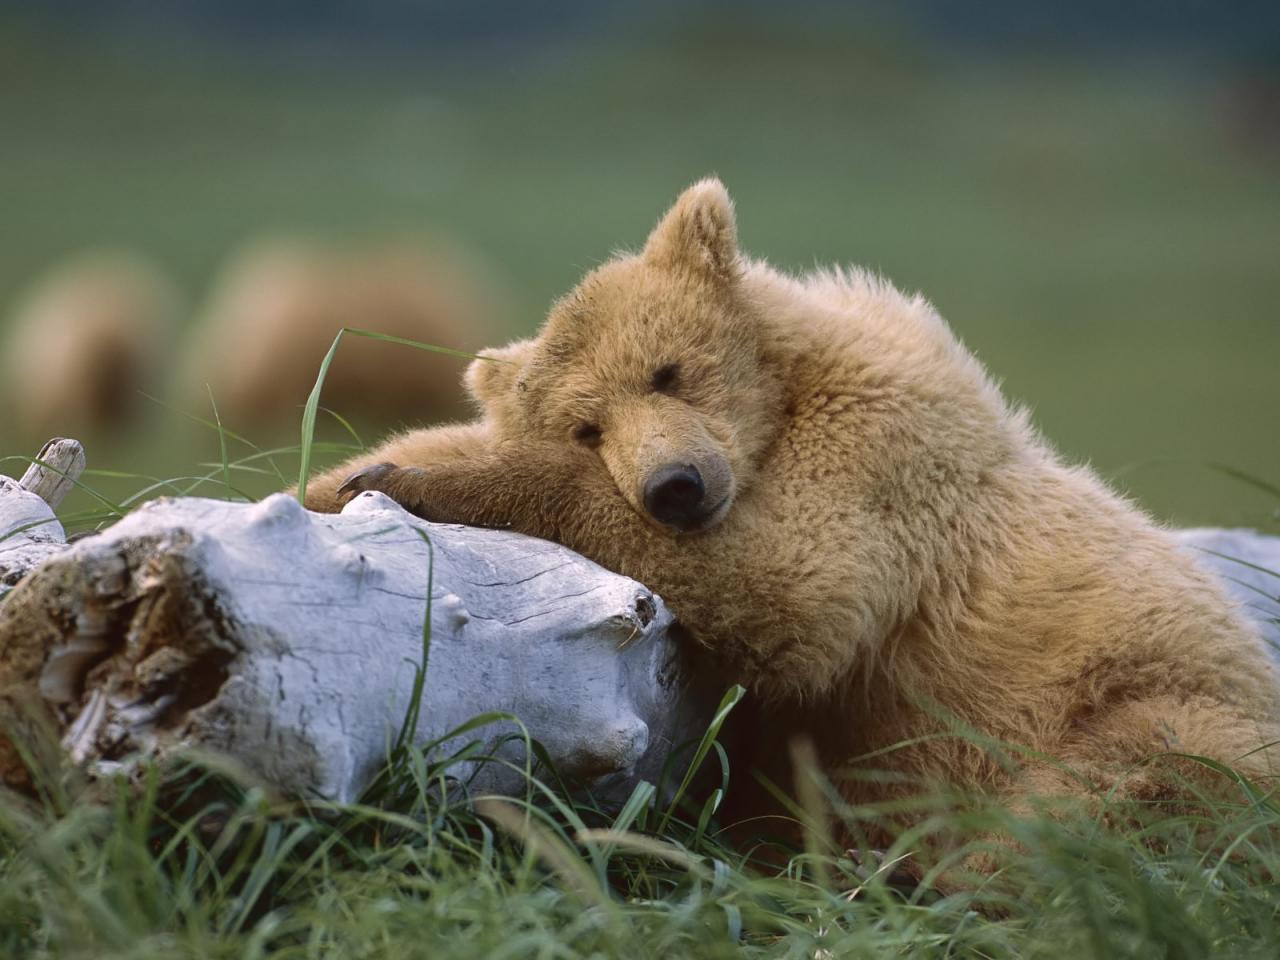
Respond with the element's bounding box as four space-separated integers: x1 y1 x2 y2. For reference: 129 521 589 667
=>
337 462 399 501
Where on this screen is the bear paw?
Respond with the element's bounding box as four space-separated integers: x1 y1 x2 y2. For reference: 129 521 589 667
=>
337 461 400 503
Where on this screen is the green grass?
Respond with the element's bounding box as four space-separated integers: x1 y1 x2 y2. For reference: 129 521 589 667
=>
4 698 1280 959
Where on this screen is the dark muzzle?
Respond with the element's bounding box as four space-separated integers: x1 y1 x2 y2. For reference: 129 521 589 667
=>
643 463 708 531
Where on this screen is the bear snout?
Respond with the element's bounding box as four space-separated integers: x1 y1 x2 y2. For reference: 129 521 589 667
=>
644 462 713 531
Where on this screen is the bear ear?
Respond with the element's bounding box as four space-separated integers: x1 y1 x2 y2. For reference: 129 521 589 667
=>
464 338 535 408
642 177 739 282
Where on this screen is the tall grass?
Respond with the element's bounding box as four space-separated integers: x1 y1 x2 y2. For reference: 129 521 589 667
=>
3 712 1279 959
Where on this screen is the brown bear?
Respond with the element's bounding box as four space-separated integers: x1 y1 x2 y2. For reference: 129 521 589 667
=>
2 250 180 443
303 180 1279 840
184 234 510 433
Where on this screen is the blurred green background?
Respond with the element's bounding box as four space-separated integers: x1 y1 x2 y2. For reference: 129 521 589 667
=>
1 1 1277 528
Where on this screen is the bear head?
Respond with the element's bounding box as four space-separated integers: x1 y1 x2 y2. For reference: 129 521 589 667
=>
465 178 784 535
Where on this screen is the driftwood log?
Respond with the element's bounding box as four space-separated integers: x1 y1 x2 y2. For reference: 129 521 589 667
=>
1 439 1277 806
1175 527 1280 657
1 480 712 804
0 438 85 599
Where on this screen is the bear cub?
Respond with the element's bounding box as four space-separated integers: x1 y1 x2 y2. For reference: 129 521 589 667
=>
305 179 1278 835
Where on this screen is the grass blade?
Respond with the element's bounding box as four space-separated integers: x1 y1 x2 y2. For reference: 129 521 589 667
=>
294 327 498 504
657 684 745 835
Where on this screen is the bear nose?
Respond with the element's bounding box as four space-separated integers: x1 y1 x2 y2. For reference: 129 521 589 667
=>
643 464 706 530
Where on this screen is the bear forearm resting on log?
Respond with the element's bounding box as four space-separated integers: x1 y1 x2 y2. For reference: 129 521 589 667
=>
301 179 1280 853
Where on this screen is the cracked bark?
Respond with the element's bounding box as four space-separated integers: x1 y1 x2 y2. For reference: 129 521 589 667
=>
1 480 714 804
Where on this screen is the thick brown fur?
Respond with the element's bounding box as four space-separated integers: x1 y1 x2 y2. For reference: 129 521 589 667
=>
303 180 1279 836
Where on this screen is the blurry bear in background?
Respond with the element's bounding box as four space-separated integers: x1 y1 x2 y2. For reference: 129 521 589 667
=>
183 235 510 434
2 249 180 444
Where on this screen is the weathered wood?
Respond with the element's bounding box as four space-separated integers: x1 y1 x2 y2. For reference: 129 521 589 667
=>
18 437 87 509
0 483 66 599
1 491 712 804
1175 528 1280 656
0 439 85 599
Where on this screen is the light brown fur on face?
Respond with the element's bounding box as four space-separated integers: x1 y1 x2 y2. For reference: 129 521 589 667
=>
303 179 1279 851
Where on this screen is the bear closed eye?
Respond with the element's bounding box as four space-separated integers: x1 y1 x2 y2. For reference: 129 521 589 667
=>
651 363 680 394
